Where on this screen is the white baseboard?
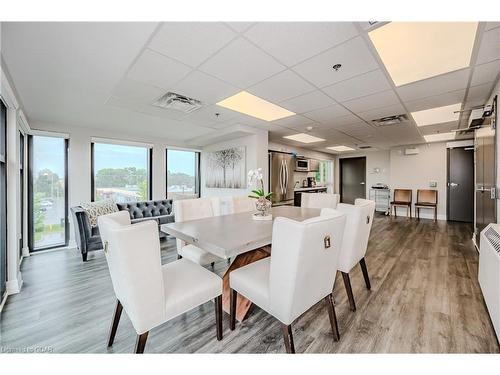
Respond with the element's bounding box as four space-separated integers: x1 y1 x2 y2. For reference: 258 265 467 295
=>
21 246 30 257
6 277 22 295
0 292 7 314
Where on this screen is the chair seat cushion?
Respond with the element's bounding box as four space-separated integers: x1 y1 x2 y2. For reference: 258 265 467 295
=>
179 244 221 266
230 257 271 313
415 202 437 207
162 259 222 321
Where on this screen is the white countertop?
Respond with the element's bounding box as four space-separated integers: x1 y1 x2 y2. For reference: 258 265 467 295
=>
294 186 328 192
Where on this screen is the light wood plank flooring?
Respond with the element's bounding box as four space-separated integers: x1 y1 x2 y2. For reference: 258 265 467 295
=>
1 215 498 353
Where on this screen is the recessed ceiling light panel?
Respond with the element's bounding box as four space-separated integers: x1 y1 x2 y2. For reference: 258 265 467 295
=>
216 91 295 121
327 145 355 152
411 103 461 127
369 22 478 86
423 132 456 143
283 133 325 144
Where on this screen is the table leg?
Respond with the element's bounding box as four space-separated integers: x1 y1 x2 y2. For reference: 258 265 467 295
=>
222 246 271 322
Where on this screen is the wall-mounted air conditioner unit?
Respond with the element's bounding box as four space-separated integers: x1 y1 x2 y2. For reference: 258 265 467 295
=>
404 147 419 155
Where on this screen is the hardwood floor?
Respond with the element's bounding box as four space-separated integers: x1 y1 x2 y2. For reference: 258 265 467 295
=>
1 215 498 353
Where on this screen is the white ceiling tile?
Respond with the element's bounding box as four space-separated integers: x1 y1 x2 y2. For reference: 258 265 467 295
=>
476 27 500 65
485 22 500 31
127 48 192 90
322 69 392 102
149 23 236 67
225 22 255 33
247 70 315 103
396 69 470 102
244 22 358 67
172 70 239 104
198 37 285 88
404 89 466 112
279 90 336 114
342 89 400 112
292 36 379 88
471 60 500 86
357 103 407 122
183 104 239 125
271 114 316 127
467 82 494 104
284 122 325 132
303 104 352 123
112 77 165 102
328 114 362 127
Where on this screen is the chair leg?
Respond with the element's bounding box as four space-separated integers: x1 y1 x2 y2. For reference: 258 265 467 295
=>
281 324 295 354
134 332 149 354
325 294 340 341
434 207 437 222
359 257 371 290
229 288 237 330
215 295 223 341
341 272 356 311
82 252 88 262
107 300 123 347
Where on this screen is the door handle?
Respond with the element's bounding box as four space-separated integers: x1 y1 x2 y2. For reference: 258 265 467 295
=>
360 182 365 185
450 182 458 187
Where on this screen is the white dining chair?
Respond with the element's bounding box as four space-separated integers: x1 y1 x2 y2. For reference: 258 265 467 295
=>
173 197 223 267
335 198 376 311
231 195 256 213
229 209 346 353
301 192 339 209
98 211 223 353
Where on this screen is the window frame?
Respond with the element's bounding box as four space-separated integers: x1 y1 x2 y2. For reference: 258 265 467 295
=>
27 135 69 252
91 141 153 202
165 148 201 199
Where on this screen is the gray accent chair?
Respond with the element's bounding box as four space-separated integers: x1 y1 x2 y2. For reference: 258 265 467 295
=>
71 199 174 262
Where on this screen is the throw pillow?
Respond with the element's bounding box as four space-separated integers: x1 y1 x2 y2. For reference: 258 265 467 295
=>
80 199 119 228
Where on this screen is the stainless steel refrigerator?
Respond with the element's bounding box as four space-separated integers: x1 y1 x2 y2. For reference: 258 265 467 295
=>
269 151 295 205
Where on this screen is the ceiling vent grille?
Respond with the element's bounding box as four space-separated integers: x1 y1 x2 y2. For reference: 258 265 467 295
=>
371 114 408 127
152 92 203 113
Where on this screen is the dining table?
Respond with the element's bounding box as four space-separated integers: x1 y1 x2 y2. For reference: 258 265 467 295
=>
160 205 321 321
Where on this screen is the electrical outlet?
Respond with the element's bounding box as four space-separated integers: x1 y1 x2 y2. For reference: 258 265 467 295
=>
429 181 437 188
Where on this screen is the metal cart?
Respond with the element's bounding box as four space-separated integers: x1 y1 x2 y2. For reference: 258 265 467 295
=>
369 188 391 215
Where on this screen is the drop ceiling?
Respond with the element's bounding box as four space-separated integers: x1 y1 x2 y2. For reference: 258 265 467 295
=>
1 21 499 152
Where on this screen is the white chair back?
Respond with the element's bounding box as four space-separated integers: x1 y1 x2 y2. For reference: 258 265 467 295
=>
98 216 165 334
231 196 255 213
301 193 339 209
335 199 376 273
173 197 219 250
268 209 346 324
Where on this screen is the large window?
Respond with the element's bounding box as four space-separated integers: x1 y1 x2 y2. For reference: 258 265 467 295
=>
29 136 68 251
166 149 200 200
92 142 151 202
1 99 7 299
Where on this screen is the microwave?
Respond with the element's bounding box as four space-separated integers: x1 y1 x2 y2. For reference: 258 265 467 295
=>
296 158 310 171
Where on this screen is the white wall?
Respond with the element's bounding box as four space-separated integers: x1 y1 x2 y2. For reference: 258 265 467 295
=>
335 150 391 198
201 129 268 198
489 78 500 221
390 142 447 219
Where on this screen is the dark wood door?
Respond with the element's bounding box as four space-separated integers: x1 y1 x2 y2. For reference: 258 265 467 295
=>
340 157 366 204
447 146 474 222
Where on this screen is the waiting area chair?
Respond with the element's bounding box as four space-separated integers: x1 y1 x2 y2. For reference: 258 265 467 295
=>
335 199 376 312
390 189 412 218
173 197 223 267
415 189 438 222
301 192 339 209
98 211 223 353
228 209 346 353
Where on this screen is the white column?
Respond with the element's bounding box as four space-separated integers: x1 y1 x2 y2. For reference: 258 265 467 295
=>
6 107 22 294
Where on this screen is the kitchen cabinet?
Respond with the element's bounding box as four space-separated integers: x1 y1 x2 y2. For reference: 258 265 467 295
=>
294 187 327 206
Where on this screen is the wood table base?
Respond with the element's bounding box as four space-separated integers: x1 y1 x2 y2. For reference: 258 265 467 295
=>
222 246 271 322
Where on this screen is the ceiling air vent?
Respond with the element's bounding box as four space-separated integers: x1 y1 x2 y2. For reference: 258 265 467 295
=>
371 114 408 127
152 92 203 114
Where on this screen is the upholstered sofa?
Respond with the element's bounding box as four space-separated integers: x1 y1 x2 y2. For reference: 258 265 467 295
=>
71 199 174 261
